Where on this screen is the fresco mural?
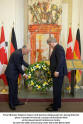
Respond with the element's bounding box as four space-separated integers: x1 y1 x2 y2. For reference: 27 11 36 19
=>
29 2 62 24
28 0 62 64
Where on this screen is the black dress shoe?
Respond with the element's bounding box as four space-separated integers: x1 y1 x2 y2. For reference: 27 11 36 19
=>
9 104 16 110
46 107 58 112
49 103 54 107
49 104 61 109
58 105 61 108
15 102 25 106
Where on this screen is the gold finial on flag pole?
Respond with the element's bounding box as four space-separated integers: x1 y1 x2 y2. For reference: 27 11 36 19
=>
78 24 80 28
68 23 72 28
13 21 14 27
1 21 4 25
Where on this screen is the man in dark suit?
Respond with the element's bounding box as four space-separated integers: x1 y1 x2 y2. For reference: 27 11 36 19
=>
46 37 67 111
5 45 30 110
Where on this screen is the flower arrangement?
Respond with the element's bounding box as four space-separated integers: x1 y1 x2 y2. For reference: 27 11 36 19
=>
25 61 53 92
29 2 62 24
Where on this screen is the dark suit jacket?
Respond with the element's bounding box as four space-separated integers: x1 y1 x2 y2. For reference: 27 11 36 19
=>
50 44 67 77
5 49 29 79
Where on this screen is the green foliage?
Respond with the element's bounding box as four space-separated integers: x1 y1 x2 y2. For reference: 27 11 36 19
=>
25 61 53 92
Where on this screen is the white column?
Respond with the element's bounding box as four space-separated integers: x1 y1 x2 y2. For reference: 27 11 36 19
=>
15 0 24 48
72 0 80 43
60 3 68 52
80 0 83 59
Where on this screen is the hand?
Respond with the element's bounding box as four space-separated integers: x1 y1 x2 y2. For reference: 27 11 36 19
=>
1 64 7 74
23 74 28 79
54 71 59 77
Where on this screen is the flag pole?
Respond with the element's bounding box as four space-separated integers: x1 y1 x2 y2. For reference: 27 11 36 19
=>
13 21 14 28
68 23 72 28
1 21 4 26
78 24 80 28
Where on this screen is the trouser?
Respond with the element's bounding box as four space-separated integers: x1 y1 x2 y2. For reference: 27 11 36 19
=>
53 76 64 109
6 76 19 106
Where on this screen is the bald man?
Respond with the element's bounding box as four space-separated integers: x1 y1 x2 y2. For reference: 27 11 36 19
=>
5 45 30 110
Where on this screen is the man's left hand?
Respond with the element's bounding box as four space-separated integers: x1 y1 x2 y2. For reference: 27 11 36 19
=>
23 74 28 79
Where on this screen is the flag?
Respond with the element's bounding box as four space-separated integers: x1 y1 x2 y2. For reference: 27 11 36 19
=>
10 27 17 55
10 27 21 84
0 26 8 85
73 28 81 83
76 28 81 55
66 27 73 83
66 27 73 59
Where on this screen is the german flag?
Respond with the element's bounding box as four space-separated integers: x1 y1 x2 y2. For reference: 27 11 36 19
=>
73 28 81 83
10 27 17 55
76 28 81 55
